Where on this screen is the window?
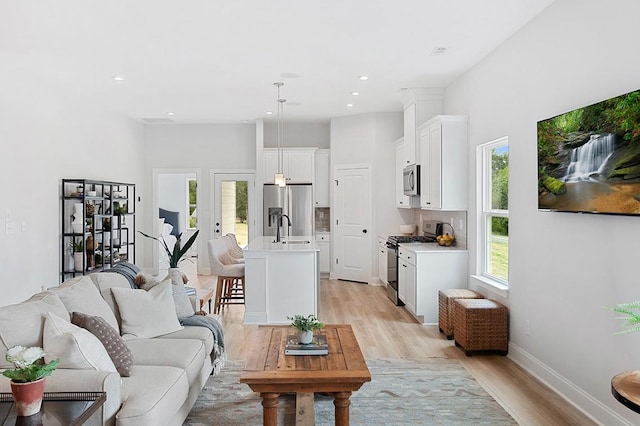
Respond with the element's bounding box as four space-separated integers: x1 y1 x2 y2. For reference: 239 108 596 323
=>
187 178 197 229
478 137 509 285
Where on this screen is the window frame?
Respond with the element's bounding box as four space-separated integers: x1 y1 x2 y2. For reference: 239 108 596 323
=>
477 136 509 287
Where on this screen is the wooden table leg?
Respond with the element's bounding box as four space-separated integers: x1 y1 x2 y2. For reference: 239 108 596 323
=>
333 391 352 426
261 392 279 426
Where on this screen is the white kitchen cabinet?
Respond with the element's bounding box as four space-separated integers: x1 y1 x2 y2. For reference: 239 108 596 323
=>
378 236 388 284
398 248 416 314
316 232 330 274
264 148 315 184
402 89 444 167
314 149 330 206
394 138 418 209
419 115 468 210
403 103 417 166
399 243 468 324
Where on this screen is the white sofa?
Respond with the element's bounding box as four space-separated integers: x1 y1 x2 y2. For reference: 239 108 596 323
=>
0 272 215 426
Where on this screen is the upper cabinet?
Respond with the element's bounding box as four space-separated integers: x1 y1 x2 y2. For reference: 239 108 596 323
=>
401 88 444 166
394 138 418 209
264 148 315 184
314 149 330 206
419 115 468 210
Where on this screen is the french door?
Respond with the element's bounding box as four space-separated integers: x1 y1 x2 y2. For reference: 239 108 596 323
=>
211 173 255 248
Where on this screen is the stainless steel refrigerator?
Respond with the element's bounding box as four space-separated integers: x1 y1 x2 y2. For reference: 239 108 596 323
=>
263 184 313 237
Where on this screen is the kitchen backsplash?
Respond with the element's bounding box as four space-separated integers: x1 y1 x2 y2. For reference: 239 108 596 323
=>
414 210 467 248
315 207 331 232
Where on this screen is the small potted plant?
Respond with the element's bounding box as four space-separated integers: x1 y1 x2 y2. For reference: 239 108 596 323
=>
2 346 59 417
72 238 84 272
287 314 325 344
139 229 200 285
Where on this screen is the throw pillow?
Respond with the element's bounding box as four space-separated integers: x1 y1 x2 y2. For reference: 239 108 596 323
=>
43 312 117 372
71 312 133 377
134 271 163 291
111 279 183 340
168 269 196 320
50 275 120 333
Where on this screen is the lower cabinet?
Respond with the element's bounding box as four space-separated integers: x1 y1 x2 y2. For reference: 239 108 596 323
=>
316 232 330 274
378 236 388 284
398 246 468 324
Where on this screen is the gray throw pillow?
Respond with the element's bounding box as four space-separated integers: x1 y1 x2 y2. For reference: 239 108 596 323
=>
71 311 134 377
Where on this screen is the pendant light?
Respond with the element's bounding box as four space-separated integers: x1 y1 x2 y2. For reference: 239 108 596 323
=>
274 82 287 187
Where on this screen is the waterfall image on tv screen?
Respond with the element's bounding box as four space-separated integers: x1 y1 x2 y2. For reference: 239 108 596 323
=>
537 89 640 215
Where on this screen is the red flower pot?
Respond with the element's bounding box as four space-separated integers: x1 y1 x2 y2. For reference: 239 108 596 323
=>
10 378 45 417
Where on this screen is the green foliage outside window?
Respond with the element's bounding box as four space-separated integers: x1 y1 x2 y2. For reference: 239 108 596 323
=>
188 179 197 228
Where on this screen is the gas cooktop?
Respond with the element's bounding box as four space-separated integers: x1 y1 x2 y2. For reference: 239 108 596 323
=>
387 235 436 244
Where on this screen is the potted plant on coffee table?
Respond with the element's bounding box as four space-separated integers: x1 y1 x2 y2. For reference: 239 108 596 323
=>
2 346 59 416
287 314 325 344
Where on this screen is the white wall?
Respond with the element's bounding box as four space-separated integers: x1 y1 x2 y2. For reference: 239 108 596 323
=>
445 0 640 423
330 112 404 282
0 63 144 305
264 122 330 148
143 124 256 273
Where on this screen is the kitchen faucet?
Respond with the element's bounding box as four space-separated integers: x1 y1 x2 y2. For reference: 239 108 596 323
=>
273 212 292 243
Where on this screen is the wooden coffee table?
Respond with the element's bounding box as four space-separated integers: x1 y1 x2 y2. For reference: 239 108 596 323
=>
240 324 371 426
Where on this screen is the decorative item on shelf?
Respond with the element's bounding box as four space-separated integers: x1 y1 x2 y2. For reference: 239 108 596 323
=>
113 202 128 226
102 217 111 231
85 202 96 218
2 345 59 417
71 203 84 234
76 185 83 195
85 236 99 269
436 223 456 246
139 229 199 269
287 314 325 344
73 238 84 272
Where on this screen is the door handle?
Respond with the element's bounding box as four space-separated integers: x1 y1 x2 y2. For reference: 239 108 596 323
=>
362 229 367 234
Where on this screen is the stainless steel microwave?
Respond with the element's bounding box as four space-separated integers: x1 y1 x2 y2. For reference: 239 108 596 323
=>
403 164 420 196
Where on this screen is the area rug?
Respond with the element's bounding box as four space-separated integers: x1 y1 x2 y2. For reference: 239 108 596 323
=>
183 358 517 425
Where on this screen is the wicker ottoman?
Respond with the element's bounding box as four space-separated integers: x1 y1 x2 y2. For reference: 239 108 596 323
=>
453 298 508 356
438 289 484 339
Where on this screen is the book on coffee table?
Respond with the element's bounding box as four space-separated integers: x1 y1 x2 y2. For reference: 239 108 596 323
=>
285 334 329 355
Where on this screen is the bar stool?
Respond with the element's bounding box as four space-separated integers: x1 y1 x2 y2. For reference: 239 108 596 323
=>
207 238 245 313
223 234 244 263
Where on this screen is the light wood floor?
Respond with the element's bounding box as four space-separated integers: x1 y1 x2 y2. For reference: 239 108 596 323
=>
188 273 595 426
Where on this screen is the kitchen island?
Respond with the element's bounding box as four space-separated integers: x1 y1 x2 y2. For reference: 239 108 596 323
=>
243 236 320 324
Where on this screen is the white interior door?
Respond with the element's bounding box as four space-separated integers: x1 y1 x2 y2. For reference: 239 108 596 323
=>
212 173 255 248
333 165 371 283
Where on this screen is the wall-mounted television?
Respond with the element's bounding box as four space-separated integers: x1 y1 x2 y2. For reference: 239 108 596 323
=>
537 89 640 215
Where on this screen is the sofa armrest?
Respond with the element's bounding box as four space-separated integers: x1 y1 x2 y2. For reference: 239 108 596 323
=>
189 294 197 311
0 369 122 426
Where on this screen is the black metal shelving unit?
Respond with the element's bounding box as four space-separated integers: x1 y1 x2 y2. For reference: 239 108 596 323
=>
61 179 136 282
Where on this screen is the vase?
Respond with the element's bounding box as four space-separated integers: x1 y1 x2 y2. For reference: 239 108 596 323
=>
73 252 84 272
297 330 314 344
71 203 84 234
10 378 45 417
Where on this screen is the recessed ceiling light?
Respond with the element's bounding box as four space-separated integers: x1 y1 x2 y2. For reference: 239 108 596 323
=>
358 75 369 81
167 112 175 116
281 73 301 79
113 76 124 81
351 91 360 96
346 104 354 107
266 111 273 115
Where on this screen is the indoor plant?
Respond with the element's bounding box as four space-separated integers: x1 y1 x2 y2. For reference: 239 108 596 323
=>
139 229 199 269
607 301 640 334
2 346 59 416
287 314 325 344
72 238 84 272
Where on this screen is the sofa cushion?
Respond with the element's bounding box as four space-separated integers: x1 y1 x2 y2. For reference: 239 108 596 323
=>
111 280 183 340
125 338 205 386
49 275 120 332
88 272 132 326
0 292 69 369
71 312 133 377
43 312 117 372
118 365 189 426
157 325 215 357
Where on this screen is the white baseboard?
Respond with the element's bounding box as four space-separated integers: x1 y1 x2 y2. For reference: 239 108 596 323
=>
509 342 631 426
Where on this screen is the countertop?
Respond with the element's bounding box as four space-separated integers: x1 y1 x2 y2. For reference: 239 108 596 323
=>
399 242 467 252
244 236 319 252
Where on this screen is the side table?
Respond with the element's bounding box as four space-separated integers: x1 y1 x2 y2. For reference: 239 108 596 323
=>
612 371 640 414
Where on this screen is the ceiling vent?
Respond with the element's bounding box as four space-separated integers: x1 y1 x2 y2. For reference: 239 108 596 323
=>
430 47 448 56
141 117 175 123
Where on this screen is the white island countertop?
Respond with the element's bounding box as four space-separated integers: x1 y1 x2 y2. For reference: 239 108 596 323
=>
243 236 320 325
244 236 319 252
